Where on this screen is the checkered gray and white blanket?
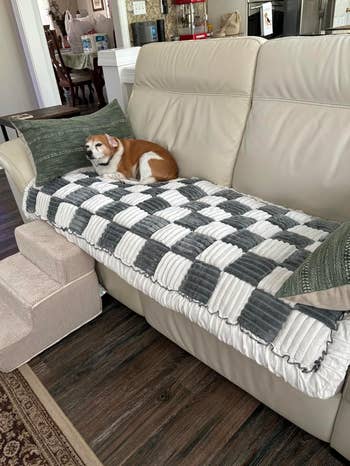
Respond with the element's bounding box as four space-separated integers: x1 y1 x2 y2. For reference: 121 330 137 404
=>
24 173 350 398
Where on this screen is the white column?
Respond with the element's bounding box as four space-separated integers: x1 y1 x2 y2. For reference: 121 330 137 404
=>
109 0 131 48
98 47 140 113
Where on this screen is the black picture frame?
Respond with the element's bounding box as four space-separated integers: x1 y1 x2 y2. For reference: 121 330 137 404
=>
92 0 104 11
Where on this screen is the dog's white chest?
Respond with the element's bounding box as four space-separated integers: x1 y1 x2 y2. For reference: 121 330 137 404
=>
94 148 123 177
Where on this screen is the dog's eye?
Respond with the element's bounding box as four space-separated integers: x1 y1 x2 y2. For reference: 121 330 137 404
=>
95 143 102 148
85 145 89 149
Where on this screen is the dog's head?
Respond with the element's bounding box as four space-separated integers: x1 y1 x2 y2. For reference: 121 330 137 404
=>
85 134 120 165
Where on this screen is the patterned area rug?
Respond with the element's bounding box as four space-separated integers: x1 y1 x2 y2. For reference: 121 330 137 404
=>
0 365 102 466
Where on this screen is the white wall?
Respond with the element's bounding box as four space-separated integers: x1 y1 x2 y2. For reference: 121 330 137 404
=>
55 0 78 14
77 0 108 17
208 0 247 34
0 0 38 142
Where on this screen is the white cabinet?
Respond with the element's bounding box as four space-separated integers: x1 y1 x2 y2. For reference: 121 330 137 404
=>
98 47 140 113
208 0 247 35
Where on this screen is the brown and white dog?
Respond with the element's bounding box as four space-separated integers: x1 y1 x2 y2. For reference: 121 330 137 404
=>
85 134 178 184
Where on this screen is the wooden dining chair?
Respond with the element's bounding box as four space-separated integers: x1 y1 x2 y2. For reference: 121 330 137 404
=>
45 29 94 106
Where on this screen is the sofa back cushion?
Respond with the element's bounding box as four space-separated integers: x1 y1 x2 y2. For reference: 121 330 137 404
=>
233 35 350 221
128 37 264 186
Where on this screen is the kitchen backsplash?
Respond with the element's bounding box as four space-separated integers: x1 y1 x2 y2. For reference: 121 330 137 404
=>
126 0 177 43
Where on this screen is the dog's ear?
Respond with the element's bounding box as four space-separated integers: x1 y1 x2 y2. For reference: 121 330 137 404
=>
105 134 119 148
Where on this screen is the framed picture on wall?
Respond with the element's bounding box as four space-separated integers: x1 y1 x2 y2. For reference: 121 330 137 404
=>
92 0 104 11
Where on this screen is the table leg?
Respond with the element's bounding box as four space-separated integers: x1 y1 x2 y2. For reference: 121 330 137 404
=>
1 125 9 142
92 58 106 107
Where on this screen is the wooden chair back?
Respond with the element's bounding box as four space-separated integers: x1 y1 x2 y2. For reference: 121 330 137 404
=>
45 29 72 89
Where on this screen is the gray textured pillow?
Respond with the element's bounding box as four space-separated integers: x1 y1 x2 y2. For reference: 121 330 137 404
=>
13 100 134 186
276 221 350 310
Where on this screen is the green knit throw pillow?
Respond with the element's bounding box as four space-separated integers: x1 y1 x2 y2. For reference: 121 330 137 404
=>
13 100 134 186
277 221 350 299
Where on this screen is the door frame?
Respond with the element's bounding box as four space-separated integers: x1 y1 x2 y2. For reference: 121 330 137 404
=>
11 0 61 107
11 0 131 108
110 0 131 49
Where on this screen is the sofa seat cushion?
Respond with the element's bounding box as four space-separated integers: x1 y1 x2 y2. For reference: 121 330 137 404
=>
23 173 350 399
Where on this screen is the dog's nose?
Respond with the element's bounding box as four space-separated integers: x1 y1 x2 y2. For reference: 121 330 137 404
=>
86 150 93 159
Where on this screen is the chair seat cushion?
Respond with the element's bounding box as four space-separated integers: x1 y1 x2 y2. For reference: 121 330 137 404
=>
70 70 92 83
23 173 350 399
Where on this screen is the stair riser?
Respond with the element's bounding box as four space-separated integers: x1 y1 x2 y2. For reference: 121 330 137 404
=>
15 222 94 285
0 279 32 324
15 229 60 281
0 272 101 372
0 304 32 350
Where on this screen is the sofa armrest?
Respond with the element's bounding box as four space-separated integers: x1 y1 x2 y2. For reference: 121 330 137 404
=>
0 138 34 190
342 371 350 403
0 138 35 220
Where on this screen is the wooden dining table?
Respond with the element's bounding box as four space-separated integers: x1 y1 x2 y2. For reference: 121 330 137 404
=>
60 50 106 107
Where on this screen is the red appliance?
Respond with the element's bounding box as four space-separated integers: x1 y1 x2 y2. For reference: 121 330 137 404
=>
174 0 208 40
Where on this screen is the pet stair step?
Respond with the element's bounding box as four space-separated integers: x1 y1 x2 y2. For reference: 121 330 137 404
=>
15 220 94 284
0 252 102 372
0 253 61 314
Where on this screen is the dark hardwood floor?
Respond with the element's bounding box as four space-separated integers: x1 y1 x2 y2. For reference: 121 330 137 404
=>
0 170 347 465
0 171 23 260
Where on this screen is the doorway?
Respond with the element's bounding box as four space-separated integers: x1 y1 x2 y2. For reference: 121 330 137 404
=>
11 0 131 110
36 0 114 112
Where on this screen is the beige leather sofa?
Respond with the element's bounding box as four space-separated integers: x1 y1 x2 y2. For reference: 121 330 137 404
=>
1 35 349 459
